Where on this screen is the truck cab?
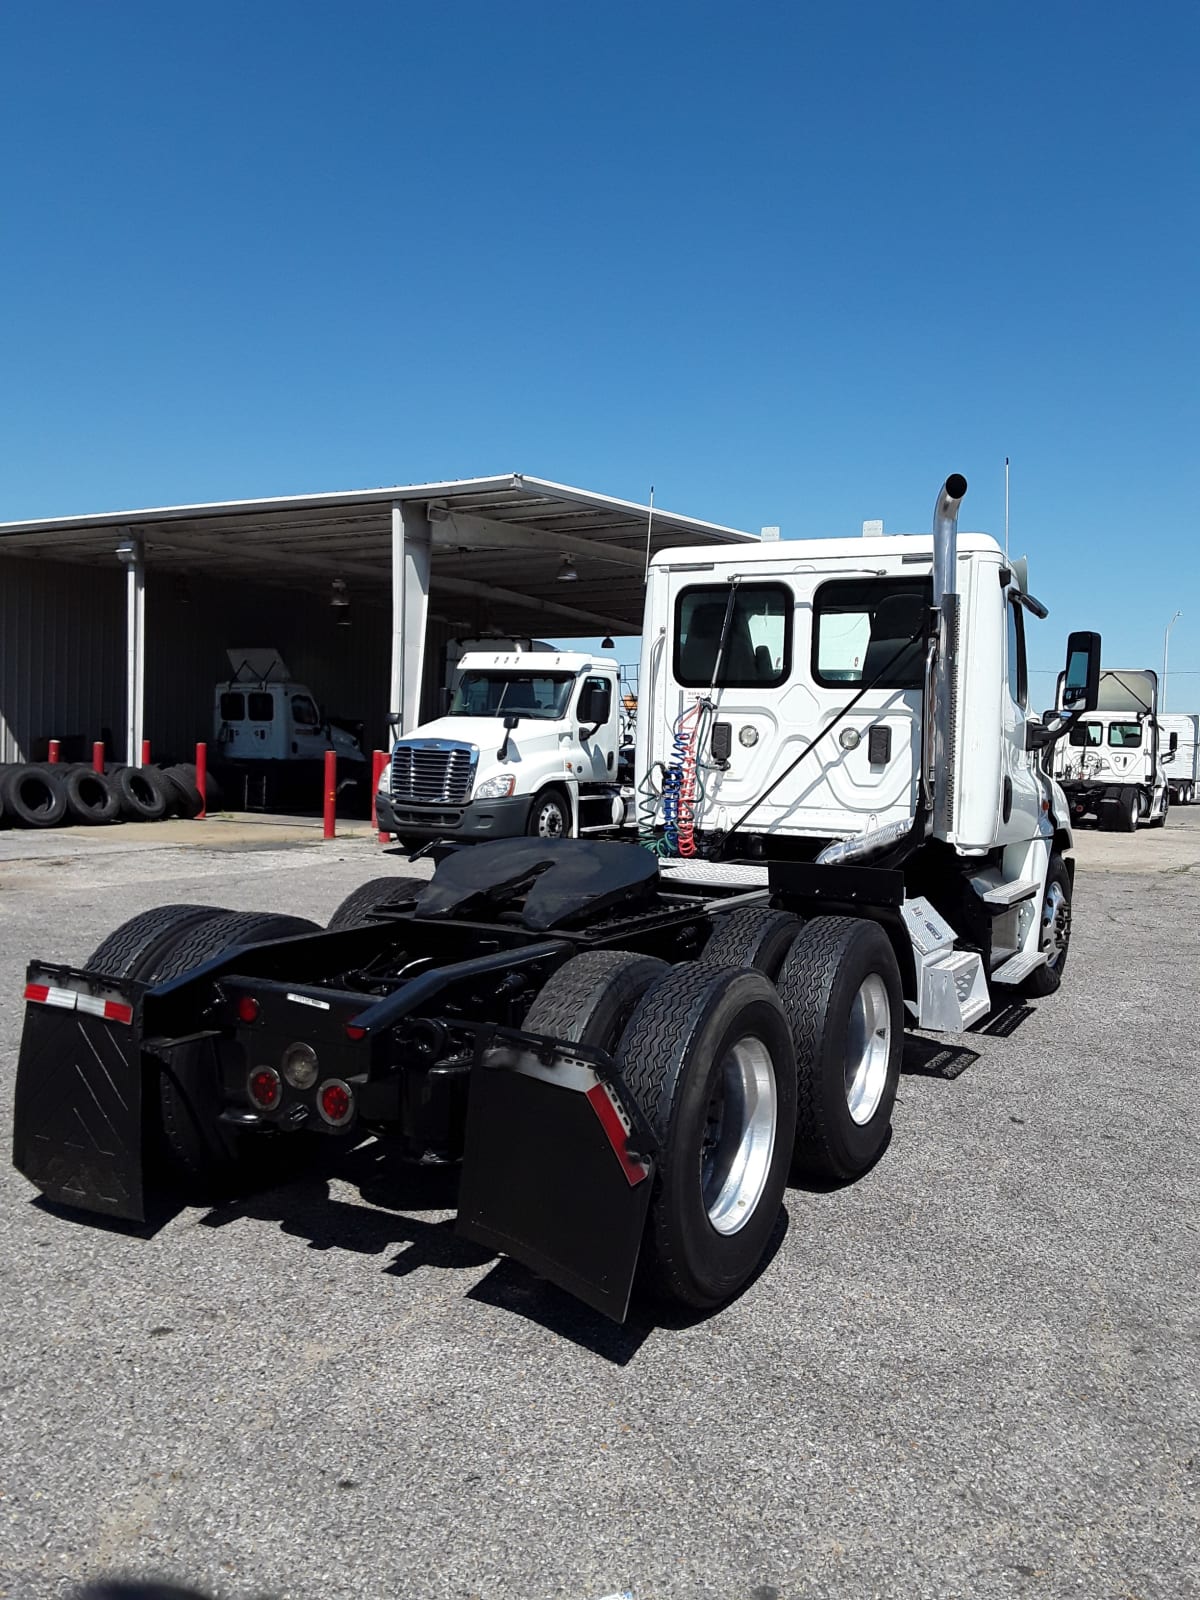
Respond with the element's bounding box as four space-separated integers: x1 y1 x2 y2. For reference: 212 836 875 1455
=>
214 648 366 807
377 651 626 846
1050 670 1170 831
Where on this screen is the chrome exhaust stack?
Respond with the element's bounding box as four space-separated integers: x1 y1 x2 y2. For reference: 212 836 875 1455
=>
932 473 968 608
926 473 967 837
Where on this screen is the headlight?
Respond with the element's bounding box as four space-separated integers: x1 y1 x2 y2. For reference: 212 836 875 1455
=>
474 774 516 800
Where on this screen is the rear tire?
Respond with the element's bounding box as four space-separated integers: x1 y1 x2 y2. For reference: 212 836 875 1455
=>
87 904 231 978
1104 789 1139 832
522 949 669 1050
327 875 428 930
619 963 797 1311
776 916 903 1183
699 907 802 981
143 911 322 1195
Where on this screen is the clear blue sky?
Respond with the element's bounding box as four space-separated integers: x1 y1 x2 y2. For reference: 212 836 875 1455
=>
2 2 1197 702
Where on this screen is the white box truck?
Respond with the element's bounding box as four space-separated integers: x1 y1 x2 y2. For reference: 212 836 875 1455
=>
1159 712 1199 805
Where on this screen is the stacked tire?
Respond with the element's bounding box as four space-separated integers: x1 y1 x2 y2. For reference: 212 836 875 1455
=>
0 760 206 829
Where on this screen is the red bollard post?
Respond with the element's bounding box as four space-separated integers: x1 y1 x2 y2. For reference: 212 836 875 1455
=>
48 740 61 764
141 738 151 767
371 748 387 842
92 741 105 774
194 742 207 820
323 748 337 840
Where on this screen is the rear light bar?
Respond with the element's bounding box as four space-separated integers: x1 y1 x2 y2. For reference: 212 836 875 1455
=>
23 981 133 1027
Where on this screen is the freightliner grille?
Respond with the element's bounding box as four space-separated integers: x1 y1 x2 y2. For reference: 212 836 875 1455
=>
390 742 476 805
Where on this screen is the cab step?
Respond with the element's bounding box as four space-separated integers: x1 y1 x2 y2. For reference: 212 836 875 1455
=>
990 948 1048 986
970 875 1040 908
919 948 991 1032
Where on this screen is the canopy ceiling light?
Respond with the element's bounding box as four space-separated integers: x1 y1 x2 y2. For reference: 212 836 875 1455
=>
330 578 350 608
557 555 578 583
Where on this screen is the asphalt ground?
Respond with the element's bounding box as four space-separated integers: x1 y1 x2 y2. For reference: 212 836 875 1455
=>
0 812 1197 1600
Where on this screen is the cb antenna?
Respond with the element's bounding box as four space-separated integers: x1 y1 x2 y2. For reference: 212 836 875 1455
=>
642 484 656 582
1004 456 1010 560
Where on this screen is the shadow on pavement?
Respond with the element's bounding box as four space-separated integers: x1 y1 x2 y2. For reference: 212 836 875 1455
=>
901 1030 979 1079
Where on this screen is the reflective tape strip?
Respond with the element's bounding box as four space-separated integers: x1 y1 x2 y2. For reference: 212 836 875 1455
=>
23 981 133 1026
585 1081 650 1188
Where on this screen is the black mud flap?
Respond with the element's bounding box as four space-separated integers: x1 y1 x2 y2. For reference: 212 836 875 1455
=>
12 964 148 1223
456 1031 657 1323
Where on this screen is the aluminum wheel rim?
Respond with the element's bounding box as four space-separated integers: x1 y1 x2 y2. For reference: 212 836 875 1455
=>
536 800 565 838
1042 881 1069 969
701 1036 778 1236
845 973 890 1126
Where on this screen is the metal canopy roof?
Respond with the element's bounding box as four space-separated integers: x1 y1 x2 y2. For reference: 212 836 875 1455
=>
0 474 755 636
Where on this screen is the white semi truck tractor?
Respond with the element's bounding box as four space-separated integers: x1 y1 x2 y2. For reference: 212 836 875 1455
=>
1050 669 1171 831
375 649 629 848
13 474 1103 1325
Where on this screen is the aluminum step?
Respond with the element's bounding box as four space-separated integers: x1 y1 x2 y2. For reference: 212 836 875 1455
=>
919 948 991 1032
990 948 1048 986
971 876 1040 908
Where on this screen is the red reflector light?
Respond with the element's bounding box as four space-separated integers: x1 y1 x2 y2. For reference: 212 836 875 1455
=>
102 999 134 1025
236 996 260 1024
247 1067 282 1111
344 1023 367 1042
24 983 50 1004
318 1080 353 1127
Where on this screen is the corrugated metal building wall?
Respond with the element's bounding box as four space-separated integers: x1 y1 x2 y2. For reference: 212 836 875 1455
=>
1 558 482 767
0 556 125 762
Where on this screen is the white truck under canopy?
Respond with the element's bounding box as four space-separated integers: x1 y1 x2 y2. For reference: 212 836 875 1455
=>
0 475 754 766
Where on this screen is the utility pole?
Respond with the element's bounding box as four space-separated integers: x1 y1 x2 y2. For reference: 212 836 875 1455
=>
1163 610 1182 712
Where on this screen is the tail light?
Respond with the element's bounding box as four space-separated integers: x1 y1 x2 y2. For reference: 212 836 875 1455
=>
247 1067 282 1111
236 996 260 1024
317 1080 354 1127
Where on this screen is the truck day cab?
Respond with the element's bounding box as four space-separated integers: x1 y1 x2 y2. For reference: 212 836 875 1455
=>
1050 669 1171 831
12 475 1103 1323
376 650 629 847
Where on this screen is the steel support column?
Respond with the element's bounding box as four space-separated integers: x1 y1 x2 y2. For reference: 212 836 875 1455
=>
390 501 432 738
117 534 145 766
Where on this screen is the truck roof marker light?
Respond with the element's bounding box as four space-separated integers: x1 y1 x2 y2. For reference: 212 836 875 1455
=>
318 1080 354 1127
247 1067 282 1111
236 996 260 1024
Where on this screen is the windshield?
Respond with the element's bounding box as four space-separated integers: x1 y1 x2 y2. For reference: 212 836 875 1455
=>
449 672 575 721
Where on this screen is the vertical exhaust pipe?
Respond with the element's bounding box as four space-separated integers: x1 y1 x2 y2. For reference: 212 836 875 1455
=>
932 473 968 607
927 473 967 837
